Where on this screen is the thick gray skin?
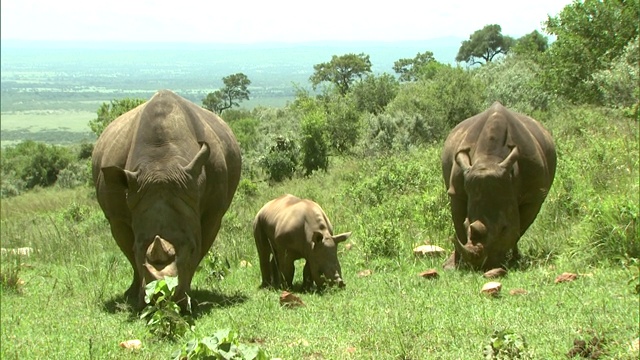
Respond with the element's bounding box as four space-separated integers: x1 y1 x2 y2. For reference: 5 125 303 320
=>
92 90 241 308
253 194 351 289
442 102 556 270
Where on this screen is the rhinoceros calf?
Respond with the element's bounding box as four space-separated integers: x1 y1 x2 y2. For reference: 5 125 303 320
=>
442 102 556 270
92 90 241 307
253 194 351 289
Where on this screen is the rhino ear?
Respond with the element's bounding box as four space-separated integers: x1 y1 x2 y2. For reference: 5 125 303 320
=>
499 146 519 170
183 142 210 178
102 166 138 190
333 232 351 244
455 151 471 173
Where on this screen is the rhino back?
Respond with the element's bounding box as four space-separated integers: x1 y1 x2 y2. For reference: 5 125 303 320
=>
92 89 241 222
443 103 556 197
257 195 333 251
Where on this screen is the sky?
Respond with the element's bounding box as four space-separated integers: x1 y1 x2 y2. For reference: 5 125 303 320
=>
1 0 572 44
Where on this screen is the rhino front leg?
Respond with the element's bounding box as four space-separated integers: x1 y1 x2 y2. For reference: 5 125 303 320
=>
444 196 467 270
275 250 295 289
108 221 141 300
302 262 313 290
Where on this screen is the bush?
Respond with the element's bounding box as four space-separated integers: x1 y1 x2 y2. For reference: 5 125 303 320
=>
258 136 299 182
56 160 92 189
1 140 74 190
300 110 329 175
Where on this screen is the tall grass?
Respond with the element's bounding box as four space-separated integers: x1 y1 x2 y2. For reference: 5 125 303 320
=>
1 105 638 359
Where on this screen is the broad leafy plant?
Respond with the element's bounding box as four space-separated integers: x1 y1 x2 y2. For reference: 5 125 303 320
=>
172 329 269 360
140 276 194 340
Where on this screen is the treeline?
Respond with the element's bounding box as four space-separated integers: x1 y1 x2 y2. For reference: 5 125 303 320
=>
1 0 638 198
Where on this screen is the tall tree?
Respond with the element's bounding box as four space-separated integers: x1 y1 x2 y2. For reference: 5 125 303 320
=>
393 51 437 82
512 30 549 56
89 98 146 137
456 24 515 65
309 53 372 95
203 73 251 114
542 0 639 104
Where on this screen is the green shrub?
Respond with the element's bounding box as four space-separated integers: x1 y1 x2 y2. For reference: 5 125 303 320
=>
172 329 269 360
140 277 194 340
1 140 74 190
56 160 92 189
258 136 299 182
300 110 329 175
484 330 534 360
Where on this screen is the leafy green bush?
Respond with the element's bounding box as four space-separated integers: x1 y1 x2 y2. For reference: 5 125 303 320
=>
89 98 146 137
300 109 329 175
1 140 74 190
140 277 194 340
386 65 484 142
172 329 269 360
56 160 92 189
484 330 534 360
474 56 554 113
258 136 299 182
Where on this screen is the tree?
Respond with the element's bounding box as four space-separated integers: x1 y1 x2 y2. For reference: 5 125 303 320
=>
203 73 251 114
456 24 515 65
542 0 639 104
512 30 549 57
309 53 372 95
89 98 146 137
393 51 437 82
349 73 399 115
1 140 74 189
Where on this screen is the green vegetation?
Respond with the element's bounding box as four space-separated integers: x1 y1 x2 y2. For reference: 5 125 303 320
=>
140 277 194 340
1 1 639 358
456 24 515 65
89 98 146 137
202 73 252 114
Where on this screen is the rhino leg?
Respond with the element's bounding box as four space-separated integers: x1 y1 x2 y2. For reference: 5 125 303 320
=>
108 221 141 300
302 262 313 290
253 222 275 288
444 196 467 269
275 250 295 289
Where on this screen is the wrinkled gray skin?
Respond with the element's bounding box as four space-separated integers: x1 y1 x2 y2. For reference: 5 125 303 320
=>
92 90 241 308
442 102 556 270
253 194 351 289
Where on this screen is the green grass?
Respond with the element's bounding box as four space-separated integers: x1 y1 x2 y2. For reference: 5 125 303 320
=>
1 105 638 359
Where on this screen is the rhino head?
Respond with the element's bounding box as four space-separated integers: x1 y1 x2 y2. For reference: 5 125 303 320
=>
308 231 351 288
104 143 210 308
455 147 521 270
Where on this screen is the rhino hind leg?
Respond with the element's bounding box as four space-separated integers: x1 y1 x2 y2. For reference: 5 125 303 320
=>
253 222 275 288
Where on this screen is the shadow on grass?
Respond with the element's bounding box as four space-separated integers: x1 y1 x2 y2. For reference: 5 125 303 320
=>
101 288 249 320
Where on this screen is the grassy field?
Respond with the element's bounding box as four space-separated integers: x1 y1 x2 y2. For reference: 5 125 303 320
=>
1 120 638 359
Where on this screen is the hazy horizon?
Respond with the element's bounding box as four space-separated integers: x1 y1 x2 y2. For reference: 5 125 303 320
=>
2 0 571 44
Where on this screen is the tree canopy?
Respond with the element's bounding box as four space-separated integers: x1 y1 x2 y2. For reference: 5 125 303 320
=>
309 53 372 95
393 51 438 82
456 24 515 65
542 0 639 104
89 98 146 137
203 73 251 114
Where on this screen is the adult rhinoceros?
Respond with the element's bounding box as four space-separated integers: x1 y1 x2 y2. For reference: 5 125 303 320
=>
92 90 241 307
442 102 556 270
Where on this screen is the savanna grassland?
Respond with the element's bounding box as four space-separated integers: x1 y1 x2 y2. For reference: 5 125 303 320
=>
2 2 639 359
1 104 638 359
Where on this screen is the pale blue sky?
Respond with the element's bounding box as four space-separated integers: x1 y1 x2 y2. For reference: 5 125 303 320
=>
1 0 571 43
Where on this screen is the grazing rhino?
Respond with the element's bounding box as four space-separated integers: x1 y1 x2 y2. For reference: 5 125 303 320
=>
442 102 556 270
92 90 241 307
253 194 351 289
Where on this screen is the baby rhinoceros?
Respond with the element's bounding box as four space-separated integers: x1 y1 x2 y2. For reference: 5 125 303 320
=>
253 194 351 290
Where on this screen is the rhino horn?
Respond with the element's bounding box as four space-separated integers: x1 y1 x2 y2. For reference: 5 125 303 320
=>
147 236 176 264
469 221 487 243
